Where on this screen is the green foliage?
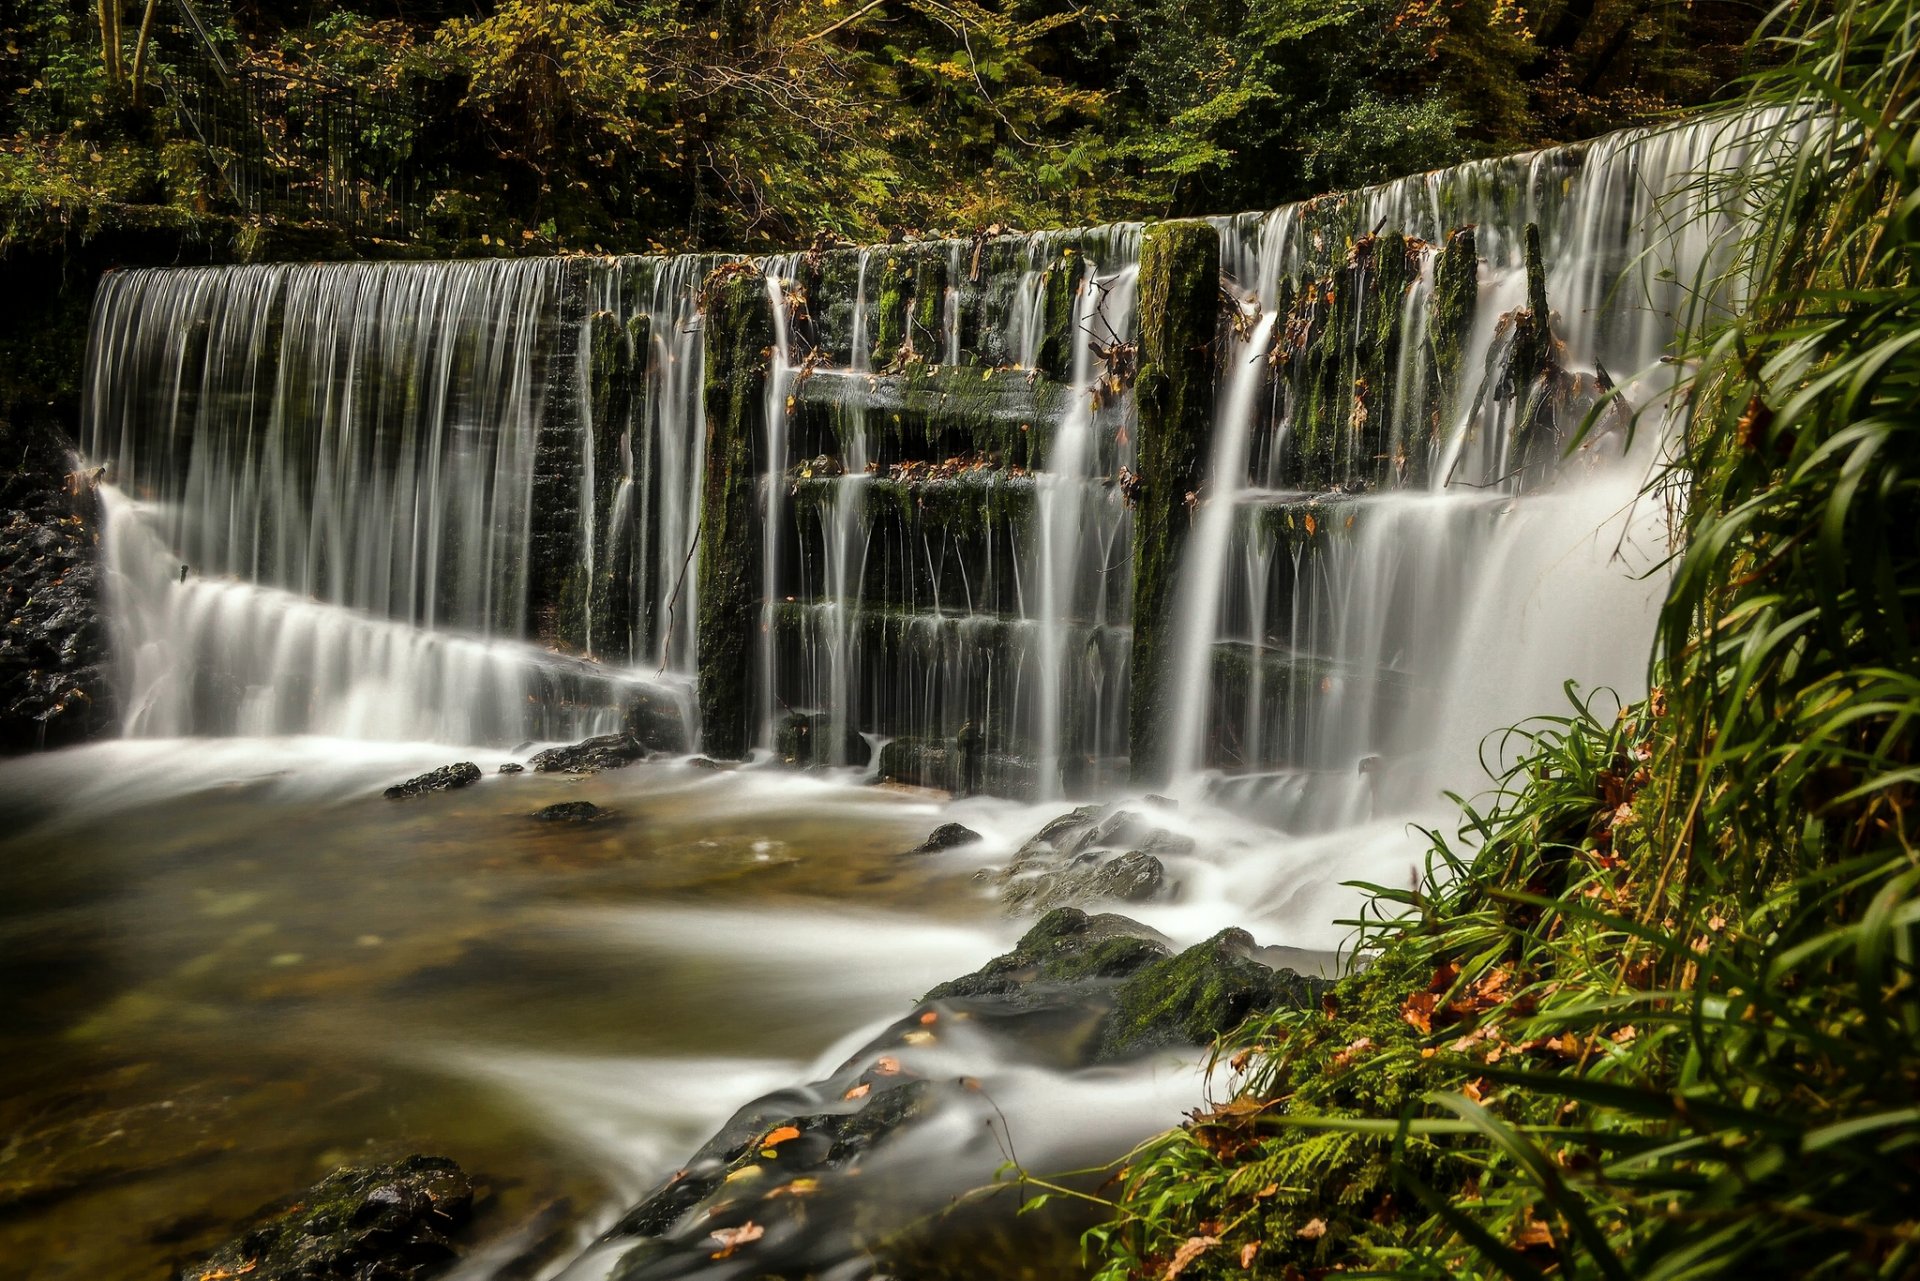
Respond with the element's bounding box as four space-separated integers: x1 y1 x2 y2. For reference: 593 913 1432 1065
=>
0 0 1762 253
1096 1 1920 1276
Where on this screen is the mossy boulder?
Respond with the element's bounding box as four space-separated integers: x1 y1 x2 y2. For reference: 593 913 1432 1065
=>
1098 927 1329 1060
180 1155 473 1281
924 907 1172 1006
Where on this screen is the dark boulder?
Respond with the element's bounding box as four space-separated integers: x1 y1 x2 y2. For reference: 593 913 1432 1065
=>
527 733 644 774
384 762 481 799
623 689 689 754
531 800 607 823
904 821 983 855
497 762 525 774
0 413 111 754
775 710 871 768
178 1155 473 1281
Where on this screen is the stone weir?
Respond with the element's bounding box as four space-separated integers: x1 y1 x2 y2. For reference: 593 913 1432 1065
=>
79 108 1793 791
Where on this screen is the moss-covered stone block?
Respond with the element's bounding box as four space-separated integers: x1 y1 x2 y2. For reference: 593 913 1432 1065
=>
695 266 773 758
1129 219 1220 784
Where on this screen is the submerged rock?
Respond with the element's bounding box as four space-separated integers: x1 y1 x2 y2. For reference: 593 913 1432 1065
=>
384 762 481 800
497 762 525 774
530 801 607 823
527 733 644 774
180 1155 473 1281
904 821 983 855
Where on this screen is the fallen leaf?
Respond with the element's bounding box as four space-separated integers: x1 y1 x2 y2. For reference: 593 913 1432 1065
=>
765 1176 820 1198
844 1082 871 1100
873 1055 902 1075
1402 991 1437 1034
1304 513 1317 537
1240 1242 1260 1269
761 1125 800 1147
1165 1235 1221 1279
1514 1219 1554 1249
1297 1217 1328 1240
919 1010 940 1025
902 1030 935 1046
1254 1183 1280 1200
709 1221 765 1259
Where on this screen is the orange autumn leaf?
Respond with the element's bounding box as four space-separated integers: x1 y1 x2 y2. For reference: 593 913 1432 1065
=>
1402 991 1437 1034
760 1125 800 1147
1304 513 1317 536
1297 1217 1328 1240
709 1221 765 1259
919 1010 939 1025
844 1082 871 1100
1239 1242 1260 1269
873 1055 902 1075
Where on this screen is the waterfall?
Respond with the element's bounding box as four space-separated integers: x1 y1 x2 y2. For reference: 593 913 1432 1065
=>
76 108 1798 789
1165 107 1803 825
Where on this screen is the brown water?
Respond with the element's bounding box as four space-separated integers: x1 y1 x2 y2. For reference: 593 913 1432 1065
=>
0 740 1021 1281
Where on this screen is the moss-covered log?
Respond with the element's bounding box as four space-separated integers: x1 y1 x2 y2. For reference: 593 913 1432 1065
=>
1129 219 1220 784
695 267 773 758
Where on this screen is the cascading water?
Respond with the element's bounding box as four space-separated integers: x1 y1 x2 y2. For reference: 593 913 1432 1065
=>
1164 109 1800 834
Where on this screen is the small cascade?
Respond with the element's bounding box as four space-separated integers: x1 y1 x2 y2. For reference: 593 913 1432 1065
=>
764 228 1140 796
1166 108 1803 825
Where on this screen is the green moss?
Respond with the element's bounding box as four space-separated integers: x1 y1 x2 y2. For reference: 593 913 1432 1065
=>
1099 927 1327 1060
923 907 1172 1004
911 249 947 353
1428 226 1479 449
873 250 910 363
695 266 773 758
1129 219 1220 784
1037 240 1083 375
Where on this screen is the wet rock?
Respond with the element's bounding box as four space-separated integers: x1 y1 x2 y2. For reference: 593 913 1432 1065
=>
587 909 1323 1281
530 801 606 823
622 689 688 754
179 1155 473 1281
497 762 525 775
0 413 112 753
991 804 1193 911
1032 804 1102 847
776 710 871 769
1089 849 1165 900
905 821 982 855
685 756 734 771
1098 927 1329 1061
527 733 644 774
925 907 1170 1006
384 762 481 800
996 848 1169 913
